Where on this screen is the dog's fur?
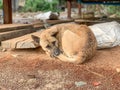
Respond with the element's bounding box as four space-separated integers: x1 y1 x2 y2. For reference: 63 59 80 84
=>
32 23 97 64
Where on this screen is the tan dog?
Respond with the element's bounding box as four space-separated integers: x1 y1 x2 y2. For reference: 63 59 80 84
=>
32 23 97 64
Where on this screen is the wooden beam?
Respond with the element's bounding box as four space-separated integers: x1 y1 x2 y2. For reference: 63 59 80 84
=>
0 24 33 32
3 0 12 24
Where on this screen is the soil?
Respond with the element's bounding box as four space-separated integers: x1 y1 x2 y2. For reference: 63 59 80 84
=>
0 46 120 90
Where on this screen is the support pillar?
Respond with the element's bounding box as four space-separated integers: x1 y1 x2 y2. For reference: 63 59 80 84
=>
3 0 12 24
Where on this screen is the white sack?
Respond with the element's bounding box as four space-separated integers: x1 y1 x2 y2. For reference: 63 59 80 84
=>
89 21 120 49
34 11 59 20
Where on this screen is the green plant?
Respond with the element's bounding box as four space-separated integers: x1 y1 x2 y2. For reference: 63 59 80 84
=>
0 0 3 9
106 5 120 17
22 0 59 12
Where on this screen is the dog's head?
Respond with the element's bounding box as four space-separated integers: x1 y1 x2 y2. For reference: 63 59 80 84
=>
31 32 61 58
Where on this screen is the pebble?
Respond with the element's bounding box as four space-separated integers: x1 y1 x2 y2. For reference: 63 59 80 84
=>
75 81 87 87
27 79 37 84
93 81 101 86
18 79 26 83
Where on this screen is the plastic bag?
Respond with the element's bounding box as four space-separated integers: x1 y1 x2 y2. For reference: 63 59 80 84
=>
89 21 120 49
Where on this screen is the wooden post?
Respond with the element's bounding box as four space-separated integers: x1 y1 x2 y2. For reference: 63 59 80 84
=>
66 0 72 19
3 0 12 24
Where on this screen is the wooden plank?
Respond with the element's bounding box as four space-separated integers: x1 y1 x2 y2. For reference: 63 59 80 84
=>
0 28 37 41
33 24 44 30
1 30 43 49
33 19 74 29
47 19 74 25
33 19 74 25
75 19 105 25
0 24 33 32
75 19 105 23
75 18 120 25
3 0 12 24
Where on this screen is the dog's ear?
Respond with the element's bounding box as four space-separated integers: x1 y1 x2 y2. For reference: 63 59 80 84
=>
46 26 59 37
31 35 40 44
51 32 58 37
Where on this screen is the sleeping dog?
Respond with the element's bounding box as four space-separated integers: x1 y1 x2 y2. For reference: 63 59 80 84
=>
32 23 97 64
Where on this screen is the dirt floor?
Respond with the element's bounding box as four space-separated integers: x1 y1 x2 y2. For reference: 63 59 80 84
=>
0 46 120 90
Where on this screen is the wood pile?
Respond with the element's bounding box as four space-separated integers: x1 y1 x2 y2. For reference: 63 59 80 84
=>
0 19 74 49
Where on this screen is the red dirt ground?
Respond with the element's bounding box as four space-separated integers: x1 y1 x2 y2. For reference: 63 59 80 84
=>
0 46 120 90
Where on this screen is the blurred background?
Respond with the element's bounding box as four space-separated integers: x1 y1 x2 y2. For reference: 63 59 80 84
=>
0 0 120 23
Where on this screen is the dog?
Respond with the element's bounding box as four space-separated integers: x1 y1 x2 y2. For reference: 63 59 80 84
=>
32 23 97 64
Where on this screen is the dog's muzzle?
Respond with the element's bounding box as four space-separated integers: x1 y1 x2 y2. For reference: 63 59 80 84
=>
50 47 61 57
53 48 61 56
